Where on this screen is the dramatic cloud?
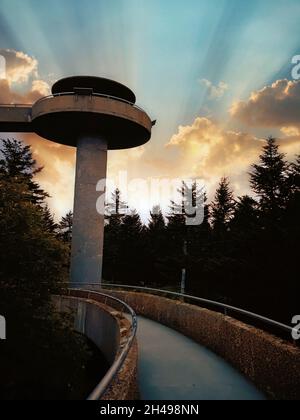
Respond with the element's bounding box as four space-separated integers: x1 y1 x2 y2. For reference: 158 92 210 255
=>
2 49 299 219
0 49 151 218
31 79 50 97
0 79 50 104
0 49 38 85
199 79 229 100
230 79 300 128
281 126 300 137
0 50 70 219
0 49 50 104
167 116 300 198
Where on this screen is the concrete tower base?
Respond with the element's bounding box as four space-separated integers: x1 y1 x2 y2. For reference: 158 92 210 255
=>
0 76 153 289
70 135 107 288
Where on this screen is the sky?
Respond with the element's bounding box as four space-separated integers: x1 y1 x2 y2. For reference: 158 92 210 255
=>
0 0 300 220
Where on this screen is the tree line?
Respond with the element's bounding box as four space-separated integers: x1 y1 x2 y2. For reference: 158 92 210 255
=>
102 137 300 324
1 136 299 329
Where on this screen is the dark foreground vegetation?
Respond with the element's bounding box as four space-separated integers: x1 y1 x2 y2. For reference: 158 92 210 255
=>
103 137 300 325
0 139 108 400
0 135 299 399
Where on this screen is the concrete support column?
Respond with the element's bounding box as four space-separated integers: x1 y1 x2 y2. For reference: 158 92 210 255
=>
70 135 107 288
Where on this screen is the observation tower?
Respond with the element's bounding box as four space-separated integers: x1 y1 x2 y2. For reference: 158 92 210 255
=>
0 76 154 287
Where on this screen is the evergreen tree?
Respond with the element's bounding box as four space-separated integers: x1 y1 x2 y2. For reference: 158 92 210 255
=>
210 177 235 235
283 154 300 233
188 191 211 257
148 205 166 232
167 182 188 269
0 138 69 307
250 137 289 218
106 188 128 226
42 205 58 234
289 154 300 195
0 138 49 204
121 210 144 239
231 195 259 232
167 181 208 291
0 178 68 304
0 139 95 400
116 211 146 285
168 181 205 234
145 206 169 287
292 154 300 182
103 190 129 282
58 211 73 243
169 181 186 219
169 181 205 223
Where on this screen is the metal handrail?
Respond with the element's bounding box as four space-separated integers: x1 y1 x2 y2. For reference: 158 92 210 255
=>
96 283 293 336
33 91 148 114
68 283 295 398
68 289 138 400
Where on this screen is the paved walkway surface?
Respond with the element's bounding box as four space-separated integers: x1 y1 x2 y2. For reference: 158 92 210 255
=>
137 316 266 400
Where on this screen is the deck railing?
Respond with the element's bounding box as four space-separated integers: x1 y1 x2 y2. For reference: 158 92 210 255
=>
72 283 294 341
67 289 137 400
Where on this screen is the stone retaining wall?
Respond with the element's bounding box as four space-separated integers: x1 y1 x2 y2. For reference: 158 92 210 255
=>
53 294 138 400
104 290 300 400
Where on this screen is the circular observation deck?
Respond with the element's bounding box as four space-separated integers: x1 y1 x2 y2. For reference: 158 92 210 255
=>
31 77 152 149
52 76 136 104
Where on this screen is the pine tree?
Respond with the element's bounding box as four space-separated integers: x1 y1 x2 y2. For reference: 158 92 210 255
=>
289 154 300 194
188 191 211 257
169 181 204 223
210 177 235 234
58 211 73 243
121 210 144 238
103 190 129 282
231 195 259 231
167 182 207 291
169 181 186 219
147 206 167 259
106 188 128 226
148 205 166 232
167 182 187 265
146 206 169 287
117 211 146 285
42 205 58 234
0 140 98 400
250 137 289 216
283 154 300 233
0 138 49 204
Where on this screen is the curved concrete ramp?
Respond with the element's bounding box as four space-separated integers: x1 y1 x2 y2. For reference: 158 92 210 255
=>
137 316 265 400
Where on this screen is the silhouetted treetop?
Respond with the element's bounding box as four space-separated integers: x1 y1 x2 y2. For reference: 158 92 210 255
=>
210 177 235 234
106 188 128 216
58 211 73 243
250 137 289 215
148 205 166 232
0 138 48 204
